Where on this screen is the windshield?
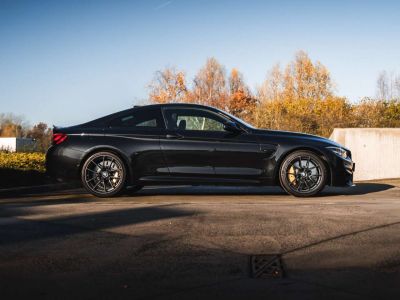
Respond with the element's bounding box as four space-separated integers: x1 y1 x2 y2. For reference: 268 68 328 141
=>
215 108 256 129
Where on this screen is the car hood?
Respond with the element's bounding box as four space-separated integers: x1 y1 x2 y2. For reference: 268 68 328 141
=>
253 129 345 148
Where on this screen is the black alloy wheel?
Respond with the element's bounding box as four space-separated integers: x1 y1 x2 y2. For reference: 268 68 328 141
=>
279 150 327 197
81 151 127 197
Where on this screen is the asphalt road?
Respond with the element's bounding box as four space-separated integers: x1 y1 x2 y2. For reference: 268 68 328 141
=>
1 181 400 300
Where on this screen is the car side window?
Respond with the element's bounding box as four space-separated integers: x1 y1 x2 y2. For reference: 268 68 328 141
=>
109 108 164 129
163 108 226 132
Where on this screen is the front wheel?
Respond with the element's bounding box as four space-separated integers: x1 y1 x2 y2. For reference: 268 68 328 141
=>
279 151 327 197
81 151 127 197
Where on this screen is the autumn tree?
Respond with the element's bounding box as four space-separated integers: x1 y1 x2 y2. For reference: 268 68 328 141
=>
148 67 189 103
192 57 228 109
259 51 333 102
289 51 332 100
258 64 282 101
26 122 52 152
228 68 256 122
146 51 399 137
255 51 349 136
0 113 27 137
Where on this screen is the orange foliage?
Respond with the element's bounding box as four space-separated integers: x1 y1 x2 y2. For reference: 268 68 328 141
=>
148 51 400 137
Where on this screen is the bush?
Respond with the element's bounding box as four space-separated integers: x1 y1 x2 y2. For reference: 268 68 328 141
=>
0 152 46 172
0 152 48 188
253 97 352 137
253 98 400 137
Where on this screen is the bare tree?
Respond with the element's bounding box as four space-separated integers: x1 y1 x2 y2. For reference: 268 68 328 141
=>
377 71 389 100
192 57 228 109
376 70 400 100
395 76 400 98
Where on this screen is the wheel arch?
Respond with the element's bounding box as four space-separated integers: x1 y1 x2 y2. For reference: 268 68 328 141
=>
274 146 332 186
78 146 133 183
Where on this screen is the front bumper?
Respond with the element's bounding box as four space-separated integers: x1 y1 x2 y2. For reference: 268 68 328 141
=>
329 155 355 187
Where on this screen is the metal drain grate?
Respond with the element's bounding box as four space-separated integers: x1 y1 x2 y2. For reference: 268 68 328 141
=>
249 254 284 279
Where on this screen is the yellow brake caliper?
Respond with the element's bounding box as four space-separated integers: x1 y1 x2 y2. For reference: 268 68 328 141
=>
288 166 296 185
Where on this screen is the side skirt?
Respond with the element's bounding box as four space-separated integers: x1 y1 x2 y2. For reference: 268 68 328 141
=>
136 176 275 186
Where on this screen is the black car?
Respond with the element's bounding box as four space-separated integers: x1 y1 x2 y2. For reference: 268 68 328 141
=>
46 103 355 197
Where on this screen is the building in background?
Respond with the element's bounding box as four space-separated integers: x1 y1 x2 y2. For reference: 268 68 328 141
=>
0 137 37 152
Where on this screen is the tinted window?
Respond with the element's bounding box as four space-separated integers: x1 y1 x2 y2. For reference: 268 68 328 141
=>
163 108 227 132
109 108 164 129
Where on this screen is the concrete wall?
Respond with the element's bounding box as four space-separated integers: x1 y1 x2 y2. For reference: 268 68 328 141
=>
330 128 400 181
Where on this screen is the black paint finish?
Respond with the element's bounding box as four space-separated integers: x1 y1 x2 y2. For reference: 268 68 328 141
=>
46 104 354 188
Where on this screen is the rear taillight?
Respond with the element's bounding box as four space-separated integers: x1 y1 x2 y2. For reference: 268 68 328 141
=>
53 133 68 145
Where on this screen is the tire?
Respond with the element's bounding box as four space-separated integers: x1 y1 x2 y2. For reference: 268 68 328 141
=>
279 150 327 197
81 151 127 198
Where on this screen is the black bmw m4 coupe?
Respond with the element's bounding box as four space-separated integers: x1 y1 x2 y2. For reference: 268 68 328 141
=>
46 103 355 197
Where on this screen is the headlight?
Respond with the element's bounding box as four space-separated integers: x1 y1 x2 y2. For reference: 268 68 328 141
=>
326 146 349 159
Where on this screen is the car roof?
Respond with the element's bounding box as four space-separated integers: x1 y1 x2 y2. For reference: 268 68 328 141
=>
77 103 222 128
126 103 222 114
138 103 217 109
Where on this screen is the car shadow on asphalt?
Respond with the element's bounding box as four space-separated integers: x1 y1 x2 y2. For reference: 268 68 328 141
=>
0 183 395 204
122 182 395 197
322 182 395 196
0 204 196 245
0 194 95 207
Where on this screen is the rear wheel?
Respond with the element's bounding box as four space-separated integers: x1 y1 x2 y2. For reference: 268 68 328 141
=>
279 151 327 197
81 151 126 197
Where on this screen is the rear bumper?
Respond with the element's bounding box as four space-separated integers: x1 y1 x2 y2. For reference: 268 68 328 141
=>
46 145 83 181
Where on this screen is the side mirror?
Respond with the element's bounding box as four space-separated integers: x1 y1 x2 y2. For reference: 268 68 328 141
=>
223 121 242 133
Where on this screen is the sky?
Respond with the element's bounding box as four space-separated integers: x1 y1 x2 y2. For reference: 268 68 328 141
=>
0 0 399 126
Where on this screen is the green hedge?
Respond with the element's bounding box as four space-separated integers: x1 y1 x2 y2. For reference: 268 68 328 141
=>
0 152 48 188
0 152 46 172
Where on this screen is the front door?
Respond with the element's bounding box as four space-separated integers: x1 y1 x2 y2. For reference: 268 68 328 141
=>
160 107 219 177
160 106 266 181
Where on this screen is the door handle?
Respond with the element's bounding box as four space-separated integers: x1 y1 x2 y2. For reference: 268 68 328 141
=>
166 133 184 140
